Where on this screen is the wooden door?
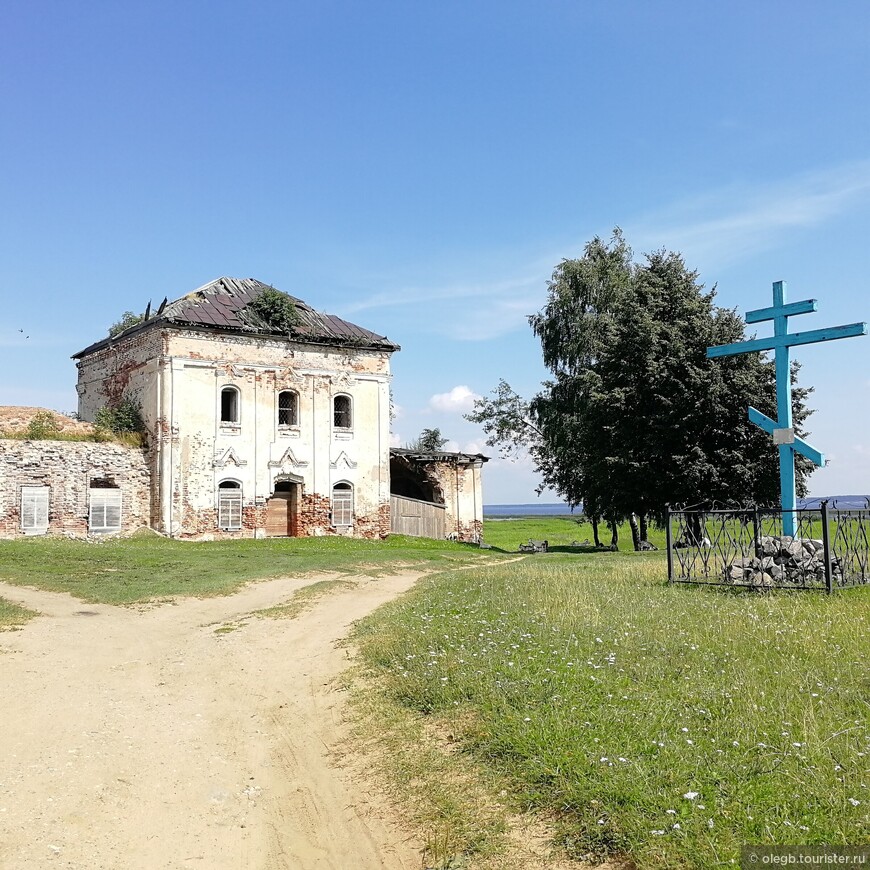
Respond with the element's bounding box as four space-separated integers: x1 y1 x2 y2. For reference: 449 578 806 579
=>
265 492 296 537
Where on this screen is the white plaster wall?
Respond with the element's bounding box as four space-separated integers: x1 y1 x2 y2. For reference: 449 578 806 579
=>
75 326 393 538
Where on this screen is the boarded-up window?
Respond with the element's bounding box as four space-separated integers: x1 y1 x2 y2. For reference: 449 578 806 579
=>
20 486 49 534
278 391 298 426
89 487 122 533
218 481 242 530
332 482 353 526
333 394 352 429
221 387 240 423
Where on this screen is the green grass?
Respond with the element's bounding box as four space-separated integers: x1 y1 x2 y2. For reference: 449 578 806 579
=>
0 597 37 629
0 532 502 605
354 549 870 868
0 429 144 446
253 578 358 619
483 516 666 553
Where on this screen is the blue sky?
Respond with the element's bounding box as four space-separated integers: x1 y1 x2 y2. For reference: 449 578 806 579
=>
2 1 869 503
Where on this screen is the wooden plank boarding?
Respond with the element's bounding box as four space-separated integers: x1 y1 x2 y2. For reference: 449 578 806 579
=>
707 281 866 537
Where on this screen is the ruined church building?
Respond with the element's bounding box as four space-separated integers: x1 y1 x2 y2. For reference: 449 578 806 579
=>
1 278 486 542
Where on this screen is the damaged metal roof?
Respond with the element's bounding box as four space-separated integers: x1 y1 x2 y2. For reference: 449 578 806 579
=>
73 277 400 358
390 447 489 464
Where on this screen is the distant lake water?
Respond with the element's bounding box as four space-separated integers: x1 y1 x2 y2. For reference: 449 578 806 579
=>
484 503 577 517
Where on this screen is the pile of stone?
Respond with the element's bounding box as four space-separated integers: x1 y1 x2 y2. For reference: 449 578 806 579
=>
724 534 841 586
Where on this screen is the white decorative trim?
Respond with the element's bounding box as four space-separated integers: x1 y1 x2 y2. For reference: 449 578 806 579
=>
330 450 357 470
268 446 310 470
331 374 359 388
213 447 247 468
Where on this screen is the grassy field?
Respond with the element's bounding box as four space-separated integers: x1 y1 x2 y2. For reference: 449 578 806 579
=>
0 596 37 629
4 521 867 867
0 532 501 605
354 544 870 868
482 516 667 553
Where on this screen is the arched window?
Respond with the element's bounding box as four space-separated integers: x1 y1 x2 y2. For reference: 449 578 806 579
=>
333 394 352 430
331 482 353 526
278 390 298 427
221 386 240 424
218 480 242 530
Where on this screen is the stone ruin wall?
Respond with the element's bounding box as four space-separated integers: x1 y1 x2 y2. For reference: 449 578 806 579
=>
0 438 152 539
75 327 166 426
426 460 484 544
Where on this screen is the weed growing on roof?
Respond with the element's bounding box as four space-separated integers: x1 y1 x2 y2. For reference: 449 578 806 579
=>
248 286 300 333
108 310 145 337
355 553 870 867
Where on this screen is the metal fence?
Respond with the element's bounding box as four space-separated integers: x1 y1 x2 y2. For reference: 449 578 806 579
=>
666 501 870 592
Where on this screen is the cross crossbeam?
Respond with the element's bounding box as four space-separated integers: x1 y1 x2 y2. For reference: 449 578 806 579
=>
706 322 866 359
707 281 866 536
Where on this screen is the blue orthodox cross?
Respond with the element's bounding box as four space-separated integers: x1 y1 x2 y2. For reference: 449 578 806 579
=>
707 281 866 537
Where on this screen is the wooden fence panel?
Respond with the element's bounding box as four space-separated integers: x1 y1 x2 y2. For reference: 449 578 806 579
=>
390 495 446 539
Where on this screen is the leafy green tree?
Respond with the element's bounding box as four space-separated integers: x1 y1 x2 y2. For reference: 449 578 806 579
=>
406 427 449 452
467 230 814 549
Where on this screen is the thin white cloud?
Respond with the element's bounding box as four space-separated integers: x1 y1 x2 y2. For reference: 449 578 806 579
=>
428 385 482 413
628 160 870 270
342 273 540 315
342 160 870 344
447 294 543 341
389 432 402 447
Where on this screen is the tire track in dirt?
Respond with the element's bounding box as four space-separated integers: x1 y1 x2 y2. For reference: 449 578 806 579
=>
0 573 423 870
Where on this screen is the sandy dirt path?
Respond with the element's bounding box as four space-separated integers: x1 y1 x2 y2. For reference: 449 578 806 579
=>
0 572 424 870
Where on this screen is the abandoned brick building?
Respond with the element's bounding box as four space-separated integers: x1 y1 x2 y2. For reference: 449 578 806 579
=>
0 278 487 541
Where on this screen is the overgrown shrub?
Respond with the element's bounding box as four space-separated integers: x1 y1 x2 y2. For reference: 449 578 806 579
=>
248 286 300 333
26 410 61 439
108 311 144 337
94 398 144 434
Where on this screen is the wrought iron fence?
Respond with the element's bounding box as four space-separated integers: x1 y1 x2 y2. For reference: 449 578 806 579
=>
666 500 870 592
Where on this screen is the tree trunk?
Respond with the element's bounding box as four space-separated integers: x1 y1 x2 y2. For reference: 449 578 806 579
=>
609 520 619 549
628 514 641 551
688 512 704 545
591 515 601 547
639 514 649 543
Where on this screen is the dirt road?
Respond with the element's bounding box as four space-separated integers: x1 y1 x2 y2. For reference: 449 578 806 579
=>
0 572 423 870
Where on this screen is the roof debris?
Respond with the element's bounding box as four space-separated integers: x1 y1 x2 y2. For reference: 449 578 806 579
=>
73 277 400 358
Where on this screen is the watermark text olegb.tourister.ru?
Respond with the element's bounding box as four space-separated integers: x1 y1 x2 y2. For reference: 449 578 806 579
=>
742 846 869 867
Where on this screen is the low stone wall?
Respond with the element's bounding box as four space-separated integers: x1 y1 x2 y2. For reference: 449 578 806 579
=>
725 535 840 586
0 438 152 538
